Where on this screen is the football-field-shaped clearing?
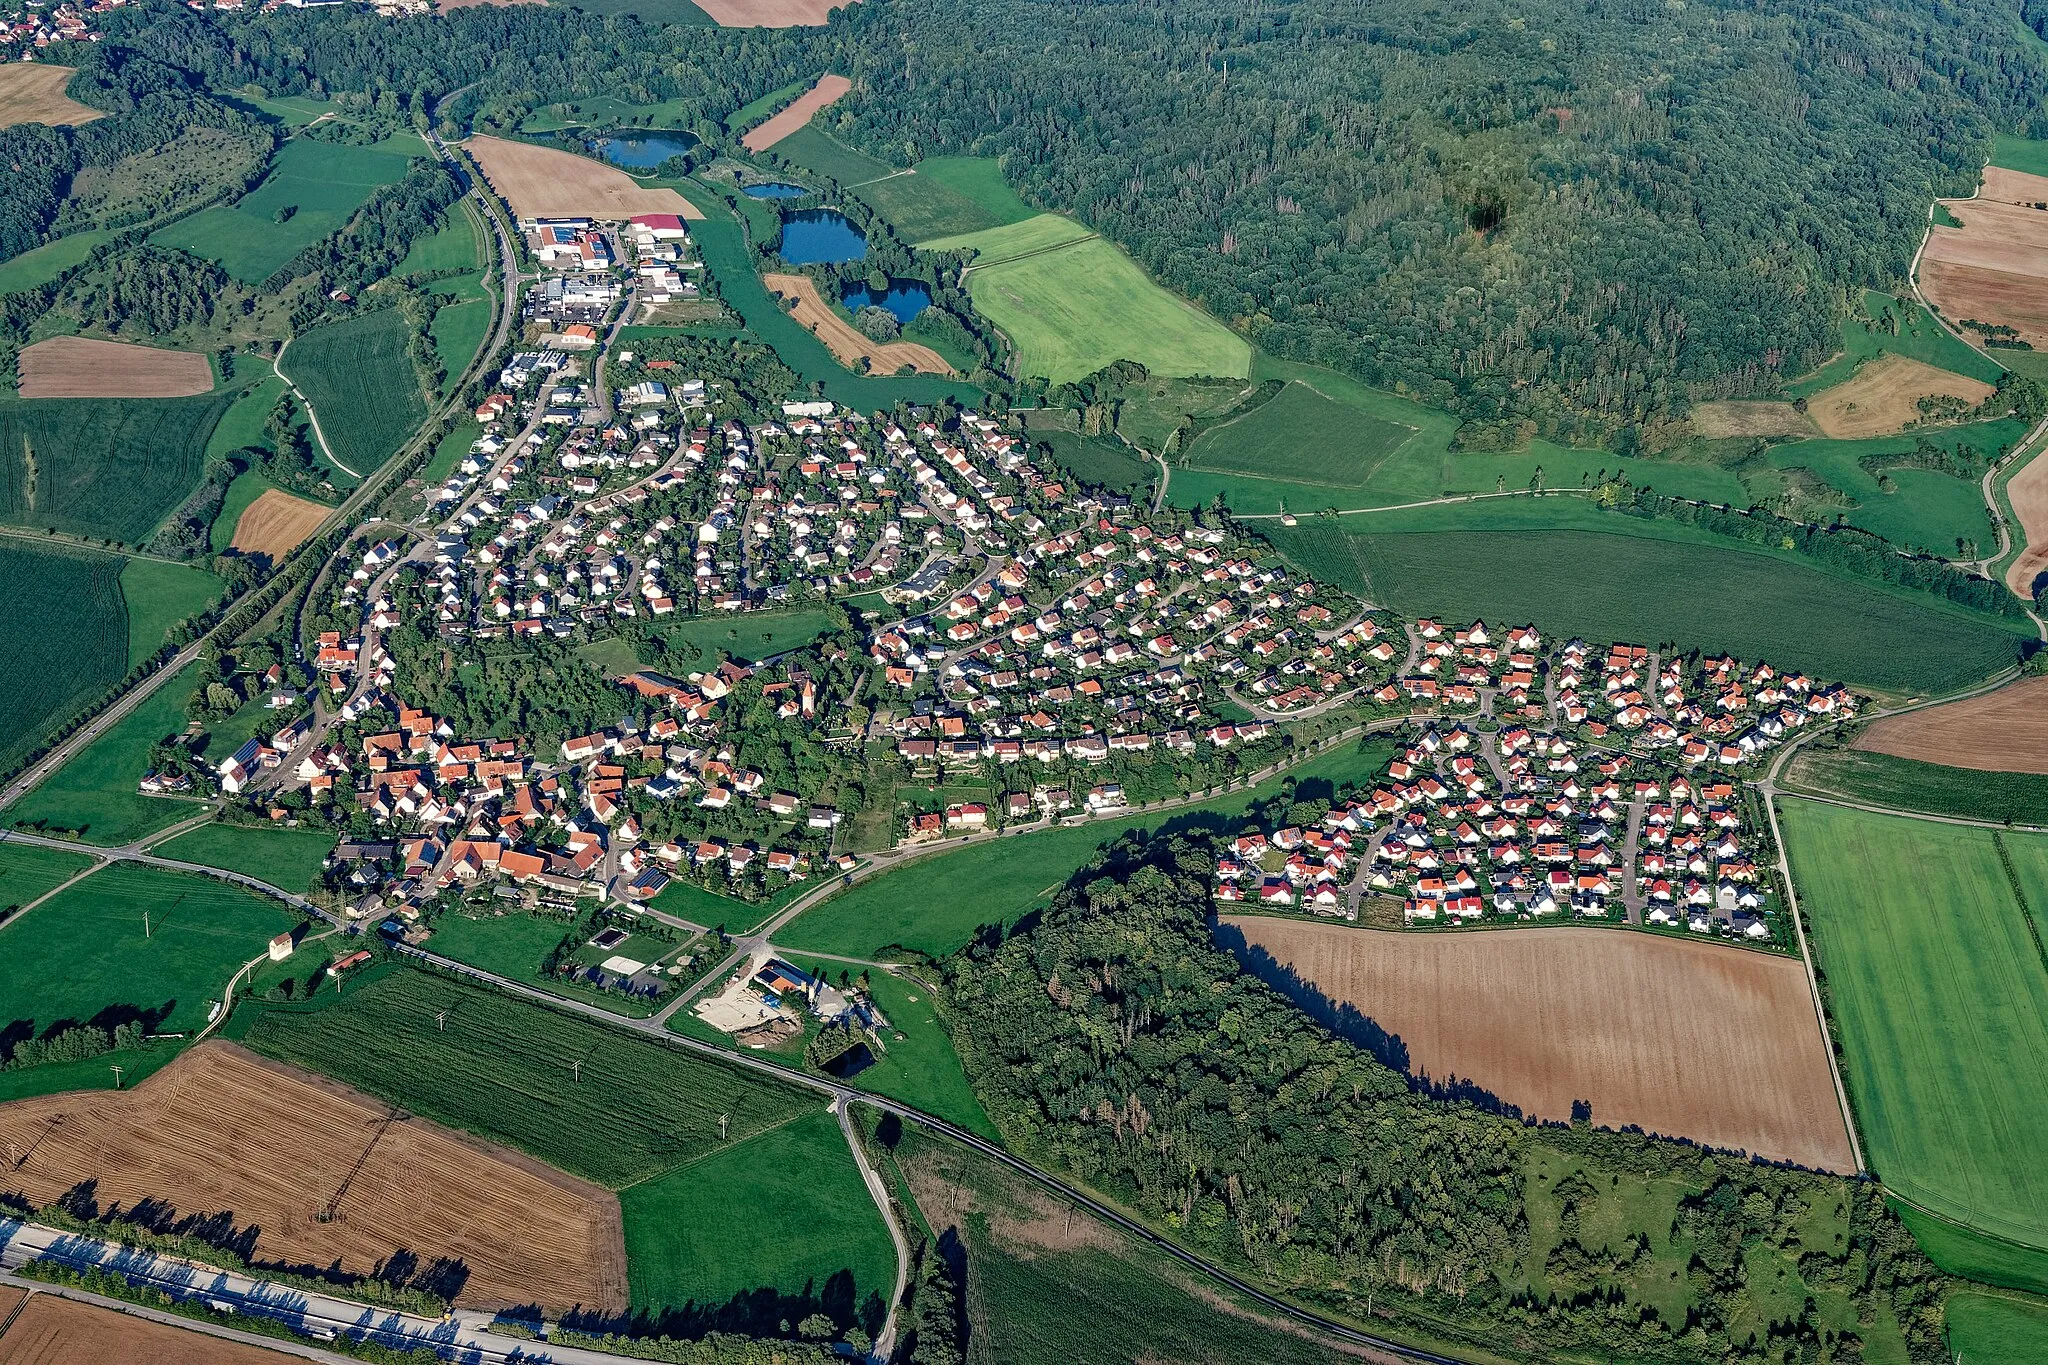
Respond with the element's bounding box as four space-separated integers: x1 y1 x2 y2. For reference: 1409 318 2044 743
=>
1781 800 2048 1250
1853 674 2048 774
16 336 214 399
1802 352 1996 439
926 214 1250 385
1221 918 1855 1171
465 135 703 221
0 64 101 129
229 486 331 560
1184 381 1416 488
0 1042 628 1314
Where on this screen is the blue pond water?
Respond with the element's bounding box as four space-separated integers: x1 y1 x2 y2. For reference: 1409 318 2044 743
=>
743 182 809 200
842 280 932 324
594 130 698 169
778 210 867 265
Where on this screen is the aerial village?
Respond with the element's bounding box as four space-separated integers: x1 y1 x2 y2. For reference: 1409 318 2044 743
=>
159 203 1861 1027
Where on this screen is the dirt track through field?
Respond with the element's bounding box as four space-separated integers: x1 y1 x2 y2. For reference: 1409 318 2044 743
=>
0 65 102 129
1855 673 2048 773
230 487 331 561
16 337 214 400
1222 918 1857 1172
465 136 702 222
0 1042 627 1314
763 273 952 376
1804 352 1994 439
0 1294 293 1364
741 74 852 150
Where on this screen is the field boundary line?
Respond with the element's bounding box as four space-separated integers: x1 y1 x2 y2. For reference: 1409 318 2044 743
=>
844 168 914 190
0 858 107 938
1990 831 2048 978
958 231 1098 277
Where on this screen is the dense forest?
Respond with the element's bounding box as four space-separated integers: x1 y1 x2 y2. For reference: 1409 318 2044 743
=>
827 0 2048 439
941 831 1948 1363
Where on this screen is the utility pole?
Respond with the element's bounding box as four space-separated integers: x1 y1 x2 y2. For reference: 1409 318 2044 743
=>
435 1010 447 1031
143 907 150 938
570 1059 580 1083
109 1065 123 1090
719 1113 730 1140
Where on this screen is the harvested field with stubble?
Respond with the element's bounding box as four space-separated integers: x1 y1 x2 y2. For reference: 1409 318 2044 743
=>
16 336 214 399
1803 352 1996 439
0 64 101 129
1222 918 1856 1171
228 486 330 560
1690 399 1817 439
2007 447 2048 598
741 74 851 149
1854 674 2048 773
764 272 951 375
465 136 702 221
1921 166 2048 345
0 1042 628 1315
0 1294 294 1364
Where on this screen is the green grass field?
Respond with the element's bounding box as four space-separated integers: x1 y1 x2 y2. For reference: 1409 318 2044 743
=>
0 841 95 914
912 157 1035 227
418 419 480 489
421 910 680 1019
1785 290 2004 397
780 738 1396 960
0 392 237 544
1032 426 1155 493
0 544 128 775
0 228 109 295
397 208 482 276
1895 1202 2048 1296
150 139 418 284
0 861 297 1046
155 822 335 892
1754 417 2020 557
1783 746 2048 826
649 878 790 933
768 124 895 189
924 214 1250 384
1269 523 2032 695
235 966 814 1189
783 955 997 1140
118 557 220 664
662 605 838 664
281 309 427 476
1946 1291 2048 1364
1782 800 2048 1250
7 658 207 845
1185 381 1417 488
204 375 286 465
211 471 285 553
430 287 492 395
548 0 716 26
724 82 808 134
620 1108 895 1318
1991 134 2048 178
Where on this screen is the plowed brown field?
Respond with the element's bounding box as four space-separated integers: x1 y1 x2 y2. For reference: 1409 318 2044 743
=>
0 65 102 129
1223 918 1857 1171
742 74 851 150
0 1043 626 1314
0 1295 292 1364
465 136 702 222
229 487 330 561
1854 673 2048 773
1804 352 1995 439
2007 443 2048 599
1922 167 2048 345
764 273 952 376
17 337 213 399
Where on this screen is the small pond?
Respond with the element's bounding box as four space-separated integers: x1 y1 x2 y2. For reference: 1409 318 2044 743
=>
743 181 810 200
592 129 699 170
842 280 932 324
778 209 867 265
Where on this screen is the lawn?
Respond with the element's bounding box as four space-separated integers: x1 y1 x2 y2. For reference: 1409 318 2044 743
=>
0 861 298 1050
783 954 997 1139
0 544 127 775
925 214 1250 383
620 1108 895 1322
779 738 1397 960
431 285 492 394
1267 523 2033 695
1780 800 2048 1250
1185 381 1418 489
234 965 814 1189
650 877 787 933
154 822 335 893
1784 290 2004 397
1946 1291 2048 1365
661 605 838 664
418 419 480 489
281 308 428 476
768 124 895 188
1991 133 2048 178
0 392 238 544
1032 427 1154 494
422 909 688 1019
150 138 419 285
1783 745 2048 826
0 227 108 295
118 557 221 665
0 840 95 915
397 208 482 277
204 374 287 466
7 658 208 846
